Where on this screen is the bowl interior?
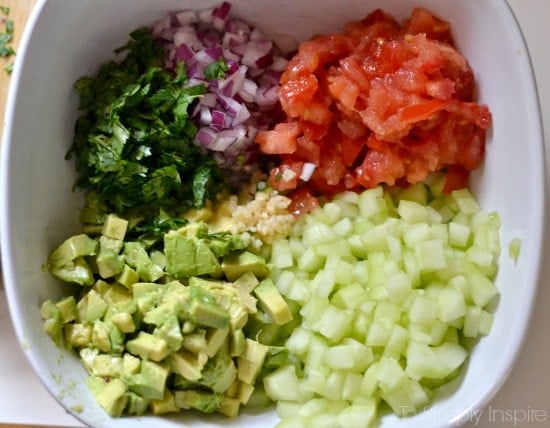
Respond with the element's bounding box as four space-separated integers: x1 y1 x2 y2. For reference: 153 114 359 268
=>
0 0 544 427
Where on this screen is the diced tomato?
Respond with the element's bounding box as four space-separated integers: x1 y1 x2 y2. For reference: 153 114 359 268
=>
400 99 446 123
255 122 301 154
401 7 453 44
295 135 322 164
268 161 304 191
254 7 491 208
356 143 406 188
279 74 319 117
443 165 470 193
287 186 320 216
340 134 367 167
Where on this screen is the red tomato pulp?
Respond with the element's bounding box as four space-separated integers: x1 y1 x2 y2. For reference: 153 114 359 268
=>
255 8 491 215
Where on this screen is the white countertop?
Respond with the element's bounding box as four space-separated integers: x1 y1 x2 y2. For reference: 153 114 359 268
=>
1 1 549 427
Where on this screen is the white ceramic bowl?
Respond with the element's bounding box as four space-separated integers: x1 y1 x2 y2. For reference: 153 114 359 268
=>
0 1 545 427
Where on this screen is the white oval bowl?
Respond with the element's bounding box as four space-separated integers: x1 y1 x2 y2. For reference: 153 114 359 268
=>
0 1 545 427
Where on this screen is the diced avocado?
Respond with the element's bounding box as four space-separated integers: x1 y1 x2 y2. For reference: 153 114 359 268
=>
164 234 222 279
77 289 108 323
91 354 123 378
109 323 125 355
190 298 230 329
150 250 166 270
190 299 230 330
122 353 141 376
218 396 241 418
102 283 133 306
180 330 206 354
233 272 259 313
229 329 246 357
237 339 269 384
92 320 112 353
93 377 128 417
124 242 164 282
101 214 128 241
236 381 255 405
170 350 204 381
206 327 229 358
40 300 63 345
125 359 169 400
80 348 100 372
109 312 136 333
154 314 183 351
174 390 222 414
222 251 269 282
253 279 293 325
143 300 180 327
211 359 237 393
64 323 93 348
199 343 234 392
150 389 179 415
126 331 169 362
131 282 160 298
51 257 94 286
125 391 150 416
47 234 98 270
96 236 125 279
189 277 248 330
55 296 77 323
115 264 139 289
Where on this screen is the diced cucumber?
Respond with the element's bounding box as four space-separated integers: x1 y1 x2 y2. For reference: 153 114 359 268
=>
264 182 500 426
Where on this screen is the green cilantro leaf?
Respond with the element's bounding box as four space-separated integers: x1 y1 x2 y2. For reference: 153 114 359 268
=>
67 27 226 224
203 57 229 80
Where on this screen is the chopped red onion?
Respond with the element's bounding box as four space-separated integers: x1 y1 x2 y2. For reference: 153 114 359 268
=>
152 2 289 177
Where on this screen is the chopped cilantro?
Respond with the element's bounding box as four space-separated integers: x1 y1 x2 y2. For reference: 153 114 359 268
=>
0 6 15 71
68 28 224 224
203 57 229 80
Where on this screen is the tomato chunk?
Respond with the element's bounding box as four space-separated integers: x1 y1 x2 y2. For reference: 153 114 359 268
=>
255 7 491 203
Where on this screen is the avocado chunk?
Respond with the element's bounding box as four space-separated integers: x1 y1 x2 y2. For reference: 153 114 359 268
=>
116 264 139 288
40 300 63 345
150 389 179 415
237 339 269 384
55 295 77 324
101 214 128 241
47 234 98 270
125 359 169 400
50 257 94 286
125 391 150 416
222 251 269 281
253 278 293 325
92 377 128 417
189 277 248 330
91 354 123 378
109 312 136 333
164 233 222 278
232 272 259 314
170 349 205 381
174 389 222 414
64 323 93 348
96 236 125 279
77 289 108 323
126 331 169 362
124 242 164 282
190 298 230 329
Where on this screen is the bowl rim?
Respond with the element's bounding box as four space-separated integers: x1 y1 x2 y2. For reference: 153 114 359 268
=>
0 1 546 427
